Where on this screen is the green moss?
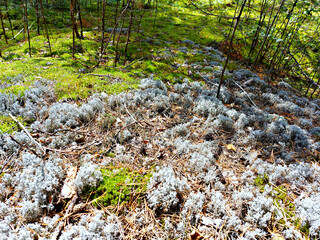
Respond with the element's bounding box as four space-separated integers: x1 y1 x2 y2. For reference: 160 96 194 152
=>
89 168 151 207
0 85 28 96
300 222 311 236
254 174 269 192
0 115 25 134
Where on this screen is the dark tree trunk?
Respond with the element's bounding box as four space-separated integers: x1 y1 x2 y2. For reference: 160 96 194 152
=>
35 0 41 35
24 0 32 57
71 0 76 58
39 0 52 55
113 0 120 45
4 0 14 39
124 1 134 62
75 0 84 39
100 0 106 57
0 9 8 44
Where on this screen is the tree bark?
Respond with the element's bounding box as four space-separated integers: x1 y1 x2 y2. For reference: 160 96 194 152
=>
24 0 32 57
100 0 106 57
0 9 8 44
35 0 41 35
75 0 84 39
4 0 14 39
71 0 76 58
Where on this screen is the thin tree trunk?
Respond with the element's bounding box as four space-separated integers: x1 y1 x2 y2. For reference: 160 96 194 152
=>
4 0 14 39
113 0 120 45
0 9 8 44
136 4 146 37
100 0 106 57
35 0 41 35
98 0 131 66
24 0 32 57
152 0 159 35
114 16 125 67
248 0 267 59
39 0 52 55
124 1 134 62
253 0 286 69
217 0 247 99
275 17 305 70
71 0 81 39
71 0 76 58
76 0 84 39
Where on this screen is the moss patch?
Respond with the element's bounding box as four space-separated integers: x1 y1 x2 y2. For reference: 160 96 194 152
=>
89 167 151 207
0 115 25 134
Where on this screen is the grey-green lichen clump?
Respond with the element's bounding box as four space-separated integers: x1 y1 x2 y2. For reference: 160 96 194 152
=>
0 43 320 239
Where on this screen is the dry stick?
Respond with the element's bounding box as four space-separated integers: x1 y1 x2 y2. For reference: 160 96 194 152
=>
232 80 258 108
0 9 8 44
51 193 78 240
288 52 318 90
122 54 151 69
8 113 45 154
310 74 319 99
88 73 110 77
0 154 13 175
24 0 32 57
52 187 113 232
39 0 52 55
217 0 247 99
4 0 14 39
188 1 238 20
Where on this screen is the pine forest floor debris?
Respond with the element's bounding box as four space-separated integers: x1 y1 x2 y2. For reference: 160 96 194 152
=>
0 42 320 240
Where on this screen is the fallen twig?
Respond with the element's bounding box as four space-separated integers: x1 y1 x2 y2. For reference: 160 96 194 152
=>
51 193 79 240
9 113 45 155
88 73 111 77
0 154 13 175
232 80 259 108
122 54 151 69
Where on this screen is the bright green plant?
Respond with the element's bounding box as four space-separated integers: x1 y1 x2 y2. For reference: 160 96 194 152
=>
89 168 151 207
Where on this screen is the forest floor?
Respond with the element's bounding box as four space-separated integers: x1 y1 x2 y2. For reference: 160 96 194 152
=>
0 38 320 240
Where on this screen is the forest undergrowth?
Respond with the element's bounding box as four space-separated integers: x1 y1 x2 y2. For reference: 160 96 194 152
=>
0 39 320 240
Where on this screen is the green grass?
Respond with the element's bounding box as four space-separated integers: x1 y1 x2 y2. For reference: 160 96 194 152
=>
0 1 235 100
